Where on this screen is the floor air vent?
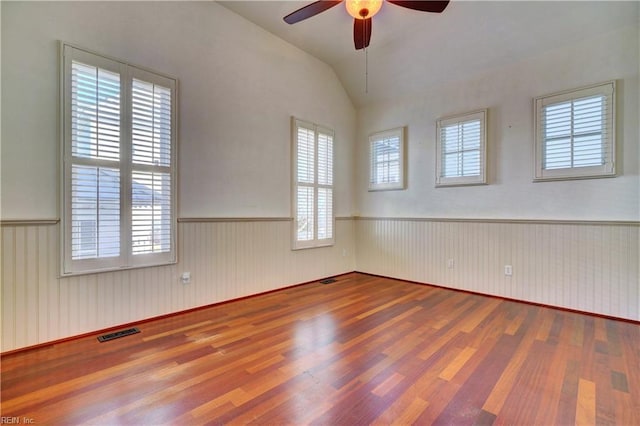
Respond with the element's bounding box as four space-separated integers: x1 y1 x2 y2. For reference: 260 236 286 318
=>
319 278 337 284
98 327 140 342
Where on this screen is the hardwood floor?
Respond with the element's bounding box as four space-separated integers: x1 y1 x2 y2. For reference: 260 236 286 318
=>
1 273 639 425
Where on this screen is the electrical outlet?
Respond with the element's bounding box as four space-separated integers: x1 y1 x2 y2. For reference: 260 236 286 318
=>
447 259 454 269
504 265 513 276
181 272 191 284
343 248 348 257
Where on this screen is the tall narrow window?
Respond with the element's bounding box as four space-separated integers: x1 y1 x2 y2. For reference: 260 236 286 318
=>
534 81 615 181
61 44 177 275
369 127 405 191
436 109 487 186
292 118 334 249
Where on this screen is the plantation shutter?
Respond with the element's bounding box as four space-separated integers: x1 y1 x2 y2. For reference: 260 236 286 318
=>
292 118 334 249
534 81 615 180
62 44 177 275
541 95 611 169
296 124 315 242
68 53 124 269
130 75 173 257
440 120 481 178
317 130 333 241
436 110 487 186
368 128 404 191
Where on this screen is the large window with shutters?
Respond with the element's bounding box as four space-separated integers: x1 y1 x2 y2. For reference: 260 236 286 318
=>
534 81 615 181
369 127 405 191
436 109 487 187
292 118 334 249
61 44 177 275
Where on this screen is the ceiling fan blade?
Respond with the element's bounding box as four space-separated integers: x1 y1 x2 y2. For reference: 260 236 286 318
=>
284 1 343 24
387 0 450 13
353 18 372 50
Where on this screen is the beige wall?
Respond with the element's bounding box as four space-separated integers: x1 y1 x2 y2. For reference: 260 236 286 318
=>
0 1 357 219
355 25 639 221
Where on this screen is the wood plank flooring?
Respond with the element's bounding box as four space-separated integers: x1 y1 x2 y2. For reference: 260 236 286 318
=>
1 273 639 425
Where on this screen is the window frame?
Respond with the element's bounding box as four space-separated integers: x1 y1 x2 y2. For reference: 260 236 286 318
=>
60 43 178 276
435 109 487 187
533 81 616 182
368 127 406 191
291 117 335 250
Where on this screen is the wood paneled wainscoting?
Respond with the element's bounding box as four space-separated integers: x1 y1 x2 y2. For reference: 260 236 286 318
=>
2 273 638 424
355 217 640 321
0 218 356 352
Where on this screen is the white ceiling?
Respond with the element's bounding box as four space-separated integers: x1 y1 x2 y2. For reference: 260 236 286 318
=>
219 1 638 107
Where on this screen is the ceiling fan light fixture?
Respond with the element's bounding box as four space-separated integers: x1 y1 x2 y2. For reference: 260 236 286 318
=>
346 0 383 19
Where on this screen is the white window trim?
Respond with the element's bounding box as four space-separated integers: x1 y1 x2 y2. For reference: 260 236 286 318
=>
436 109 487 187
368 127 406 191
533 81 616 182
291 117 335 250
60 43 178 276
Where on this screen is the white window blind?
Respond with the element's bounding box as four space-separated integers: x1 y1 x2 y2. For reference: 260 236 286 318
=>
292 118 334 249
62 44 177 275
436 110 487 186
369 127 405 191
534 81 615 181
70 60 122 261
131 77 173 256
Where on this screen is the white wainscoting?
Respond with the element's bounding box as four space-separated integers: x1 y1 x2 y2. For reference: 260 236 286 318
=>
355 218 639 321
2 217 637 352
1 219 356 352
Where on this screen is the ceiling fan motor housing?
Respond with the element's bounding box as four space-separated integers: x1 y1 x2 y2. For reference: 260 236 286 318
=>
346 0 383 19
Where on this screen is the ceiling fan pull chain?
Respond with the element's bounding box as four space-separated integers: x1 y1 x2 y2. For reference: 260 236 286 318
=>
364 19 368 94
365 46 369 94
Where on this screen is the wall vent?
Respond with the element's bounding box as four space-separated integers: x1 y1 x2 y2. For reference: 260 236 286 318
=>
98 327 140 342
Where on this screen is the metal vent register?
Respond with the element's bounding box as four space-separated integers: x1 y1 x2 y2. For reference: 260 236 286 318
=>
98 327 140 342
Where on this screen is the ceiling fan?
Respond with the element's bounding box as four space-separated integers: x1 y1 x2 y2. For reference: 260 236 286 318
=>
284 0 450 50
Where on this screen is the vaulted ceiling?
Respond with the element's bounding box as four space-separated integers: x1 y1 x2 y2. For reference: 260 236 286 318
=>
219 1 638 107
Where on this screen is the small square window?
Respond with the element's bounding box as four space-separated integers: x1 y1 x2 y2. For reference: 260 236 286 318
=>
534 81 616 181
369 127 405 191
436 109 487 187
